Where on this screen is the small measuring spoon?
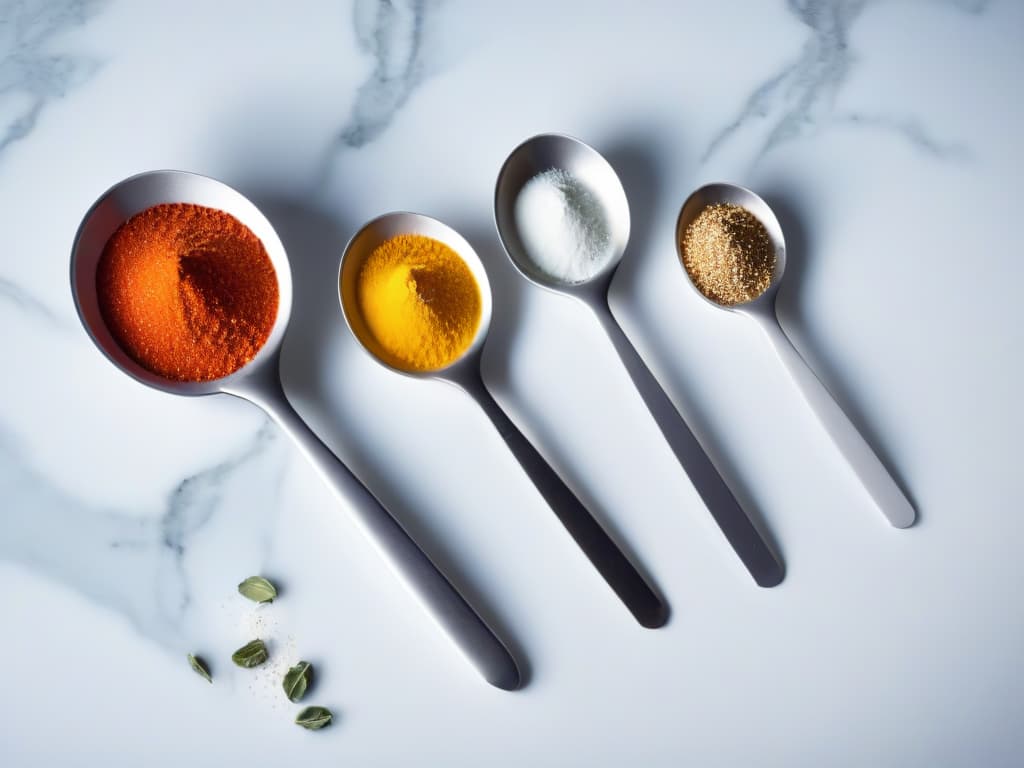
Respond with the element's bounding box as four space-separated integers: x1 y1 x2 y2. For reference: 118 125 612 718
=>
71 170 520 690
339 212 667 628
676 183 915 528
495 134 784 588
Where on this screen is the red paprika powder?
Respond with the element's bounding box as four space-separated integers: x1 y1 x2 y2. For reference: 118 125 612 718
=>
96 203 279 382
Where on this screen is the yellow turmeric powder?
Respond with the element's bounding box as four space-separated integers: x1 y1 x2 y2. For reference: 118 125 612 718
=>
354 234 482 372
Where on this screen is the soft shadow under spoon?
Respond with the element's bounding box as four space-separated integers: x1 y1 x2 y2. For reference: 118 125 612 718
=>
339 212 667 628
495 134 784 588
71 170 521 690
676 183 915 528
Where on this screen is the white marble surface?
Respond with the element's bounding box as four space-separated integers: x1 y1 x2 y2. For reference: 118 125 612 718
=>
2 0 1022 765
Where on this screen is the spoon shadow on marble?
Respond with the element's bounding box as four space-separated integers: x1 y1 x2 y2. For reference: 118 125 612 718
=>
452 220 670 621
758 183 919 517
247 195 532 686
601 134 786 577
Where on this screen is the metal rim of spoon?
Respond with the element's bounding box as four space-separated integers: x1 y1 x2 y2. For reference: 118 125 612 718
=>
338 211 668 628
494 133 785 588
675 183 915 528
69 170 521 691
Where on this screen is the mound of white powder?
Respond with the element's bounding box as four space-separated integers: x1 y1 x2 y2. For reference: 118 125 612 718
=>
514 168 614 285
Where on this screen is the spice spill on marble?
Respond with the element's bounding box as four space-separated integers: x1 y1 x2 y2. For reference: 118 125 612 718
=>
232 638 270 668
238 575 278 604
295 706 334 730
195 580 337 730
187 653 213 683
282 661 314 703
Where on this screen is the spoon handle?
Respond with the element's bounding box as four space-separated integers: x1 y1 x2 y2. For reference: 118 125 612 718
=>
592 303 784 587
754 312 915 528
224 365 521 690
463 373 667 628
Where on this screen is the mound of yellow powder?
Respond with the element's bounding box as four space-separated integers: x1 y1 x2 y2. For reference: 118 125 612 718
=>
354 234 482 372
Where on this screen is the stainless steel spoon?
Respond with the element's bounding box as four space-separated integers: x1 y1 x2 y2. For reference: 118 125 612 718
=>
676 183 915 528
495 134 784 587
338 212 667 628
70 170 520 690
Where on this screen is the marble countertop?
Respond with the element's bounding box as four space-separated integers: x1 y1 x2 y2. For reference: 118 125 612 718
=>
2 0 1021 765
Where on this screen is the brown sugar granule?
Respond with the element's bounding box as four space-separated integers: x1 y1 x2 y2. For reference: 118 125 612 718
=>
682 203 776 306
96 203 279 382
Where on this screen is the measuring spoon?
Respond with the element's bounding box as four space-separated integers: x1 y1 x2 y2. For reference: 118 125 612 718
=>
71 170 520 689
495 134 784 587
339 212 667 628
676 183 915 528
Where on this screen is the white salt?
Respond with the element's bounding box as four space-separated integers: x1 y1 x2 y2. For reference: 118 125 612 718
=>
514 168 614 285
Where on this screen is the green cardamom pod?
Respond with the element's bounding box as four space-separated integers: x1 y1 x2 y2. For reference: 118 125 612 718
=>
238 576 277 604
283 661 313 702
231 639 268 668
295 705 333 730
187 653 212 683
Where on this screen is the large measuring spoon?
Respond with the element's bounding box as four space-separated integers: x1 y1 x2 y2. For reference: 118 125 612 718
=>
70 170 520 690
676 183 915 528
495 134 784 588
338 212 667 628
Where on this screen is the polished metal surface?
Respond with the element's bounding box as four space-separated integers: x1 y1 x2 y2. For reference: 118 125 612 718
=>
494 132 630 293
496 135 784 587
339 212 667 627
71 171 521 690
674 182 788 312
70 170 294 398
338 211 493 386
676 182 915 528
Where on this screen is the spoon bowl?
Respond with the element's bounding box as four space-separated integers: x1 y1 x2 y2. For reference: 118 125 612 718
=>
71 170 293 395
494 133 630 295
675 182 915 528
338 212 492 387
71 172 521 690
675 182 787 313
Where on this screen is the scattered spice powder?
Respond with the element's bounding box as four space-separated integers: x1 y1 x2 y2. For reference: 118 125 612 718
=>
681 203 776 306
352 234 481 372
96 203 279 382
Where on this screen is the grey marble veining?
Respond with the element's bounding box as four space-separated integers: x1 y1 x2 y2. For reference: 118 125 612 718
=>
703 0 988 164
153 421 281 622
840 111 969 158
0 275 64 327
337 0 438 149
0 421 283 644
0 0 106 158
